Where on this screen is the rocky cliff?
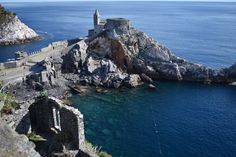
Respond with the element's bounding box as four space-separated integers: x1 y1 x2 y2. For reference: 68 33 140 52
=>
0 5 40 45
60 23 236 88
0 119 41 157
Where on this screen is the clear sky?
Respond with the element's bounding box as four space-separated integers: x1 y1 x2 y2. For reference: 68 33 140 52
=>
1 0 236 2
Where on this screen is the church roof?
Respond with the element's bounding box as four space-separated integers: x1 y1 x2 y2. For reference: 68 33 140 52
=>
95 9 100 17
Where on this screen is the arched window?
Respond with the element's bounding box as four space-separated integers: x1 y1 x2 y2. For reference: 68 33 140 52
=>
53 107 61 131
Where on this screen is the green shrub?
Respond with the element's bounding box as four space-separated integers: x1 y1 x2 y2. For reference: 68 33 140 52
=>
98 151 112 157
0 92 5 101
85 140 112 157
38 91 48 98
27 131 45 142
0 94 18 115
0 5 15 26
0 80 3 89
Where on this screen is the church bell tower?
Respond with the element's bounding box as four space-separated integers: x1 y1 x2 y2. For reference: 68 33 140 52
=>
93 9 100 26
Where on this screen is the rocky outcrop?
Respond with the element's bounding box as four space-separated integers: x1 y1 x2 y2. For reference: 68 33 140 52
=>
62 40 88 73
60 24 236 88
102 26 236 84
0 119 41 157
0 5 40 45
225 62 236 81
124 74 142 87
23 14 230 88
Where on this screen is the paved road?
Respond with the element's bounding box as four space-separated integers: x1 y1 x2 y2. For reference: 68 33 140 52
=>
0 66 30 87
0 67 28 110
0 43 77 110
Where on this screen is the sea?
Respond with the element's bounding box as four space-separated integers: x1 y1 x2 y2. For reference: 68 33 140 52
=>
1 1 236 157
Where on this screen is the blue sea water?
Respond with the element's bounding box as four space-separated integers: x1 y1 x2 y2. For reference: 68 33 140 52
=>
1 1 236 68
1 1 236 157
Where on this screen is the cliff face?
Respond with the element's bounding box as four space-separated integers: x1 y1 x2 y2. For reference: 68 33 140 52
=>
0 119 41 157
0 5 40 45
106 28 225 82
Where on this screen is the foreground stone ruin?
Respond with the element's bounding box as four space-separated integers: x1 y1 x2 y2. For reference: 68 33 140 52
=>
29 96 98 157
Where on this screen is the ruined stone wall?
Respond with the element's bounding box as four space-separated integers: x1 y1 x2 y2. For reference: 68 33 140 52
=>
0 58 26 70
0 38 80 71
4 61 17 69
29 96 85 150
40 44 53 52
29 96 99 157
29 97 53 134
60 104 85 149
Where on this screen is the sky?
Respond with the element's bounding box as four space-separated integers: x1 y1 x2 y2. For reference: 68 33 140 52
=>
1 0 236 2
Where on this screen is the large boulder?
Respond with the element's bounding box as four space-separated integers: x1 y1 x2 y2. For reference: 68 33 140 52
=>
62 40 88 73
152 62 182 80
86 56 101 74
86 57 120 75
124 74 142 87
87 37 111 58
137 31 172 62
85 57 131 88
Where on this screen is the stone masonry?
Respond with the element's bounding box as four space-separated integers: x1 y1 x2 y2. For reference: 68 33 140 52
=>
29 96 98 157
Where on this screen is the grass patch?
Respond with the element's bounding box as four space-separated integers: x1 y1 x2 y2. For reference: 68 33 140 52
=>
27 131 45 142
0 80 3 89
85 140 112 157
98 151 111 157
0 92 19 115
38 90 48 98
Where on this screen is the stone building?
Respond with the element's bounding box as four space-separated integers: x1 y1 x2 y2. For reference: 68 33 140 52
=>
15 51 28 60
29 96 98 157
88 10 131 37
26 59 57 89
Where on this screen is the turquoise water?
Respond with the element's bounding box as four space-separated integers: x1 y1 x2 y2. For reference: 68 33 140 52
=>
1 2 236 157
71 82 236 157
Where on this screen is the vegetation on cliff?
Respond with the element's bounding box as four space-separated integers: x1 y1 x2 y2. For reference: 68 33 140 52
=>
0 92 18 115
0 82 18 115
0 4 40 45
27 132 45 142
85 140 112 157
0 4 16 26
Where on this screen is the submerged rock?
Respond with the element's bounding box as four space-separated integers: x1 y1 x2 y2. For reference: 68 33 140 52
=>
148 84 156 89
230 82 236 86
